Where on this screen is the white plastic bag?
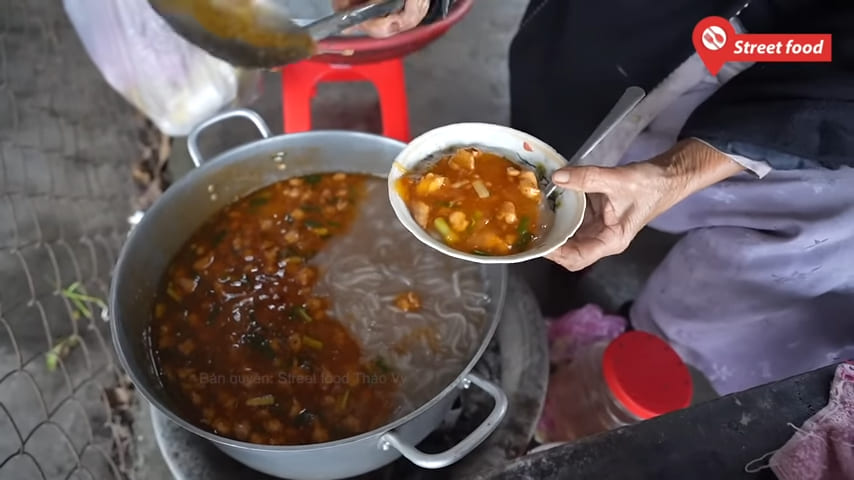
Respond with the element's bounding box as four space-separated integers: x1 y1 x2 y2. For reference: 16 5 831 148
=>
63 0 261 136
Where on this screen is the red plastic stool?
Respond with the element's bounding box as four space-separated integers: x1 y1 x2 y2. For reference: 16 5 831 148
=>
280 58 410 142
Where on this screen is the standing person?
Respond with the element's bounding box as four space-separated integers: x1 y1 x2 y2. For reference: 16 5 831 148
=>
350 0 854 394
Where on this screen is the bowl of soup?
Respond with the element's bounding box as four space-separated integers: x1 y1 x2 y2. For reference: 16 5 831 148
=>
388 123 586 264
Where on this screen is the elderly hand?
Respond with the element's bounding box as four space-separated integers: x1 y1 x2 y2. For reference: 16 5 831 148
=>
331 0 429 38
546 139 745 272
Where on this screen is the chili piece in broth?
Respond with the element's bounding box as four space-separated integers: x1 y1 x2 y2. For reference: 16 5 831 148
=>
152 173 398 446
395 147 546 256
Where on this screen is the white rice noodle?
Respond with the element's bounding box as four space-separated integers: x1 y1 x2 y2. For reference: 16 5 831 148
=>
312 180 490 419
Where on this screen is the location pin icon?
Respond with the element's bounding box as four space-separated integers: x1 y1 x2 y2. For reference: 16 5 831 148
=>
693 16 735 75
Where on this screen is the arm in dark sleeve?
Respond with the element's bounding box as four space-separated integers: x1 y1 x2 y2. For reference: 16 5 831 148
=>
678 0 854 170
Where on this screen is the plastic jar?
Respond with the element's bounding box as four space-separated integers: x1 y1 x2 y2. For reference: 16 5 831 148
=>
538 331 693 443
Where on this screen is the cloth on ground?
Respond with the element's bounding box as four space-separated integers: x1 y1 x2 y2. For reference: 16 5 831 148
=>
760 361 854 480
546 304 627 366
536 304 627 443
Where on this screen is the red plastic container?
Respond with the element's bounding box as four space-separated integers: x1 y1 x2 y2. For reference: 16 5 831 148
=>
538 331 693 443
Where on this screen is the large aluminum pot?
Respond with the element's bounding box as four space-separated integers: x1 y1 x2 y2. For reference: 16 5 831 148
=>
110 109 509 479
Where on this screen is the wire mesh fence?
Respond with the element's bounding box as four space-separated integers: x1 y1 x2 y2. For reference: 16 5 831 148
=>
0 0 142 478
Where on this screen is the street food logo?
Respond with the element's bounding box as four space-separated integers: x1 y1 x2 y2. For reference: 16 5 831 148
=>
693 16 832 75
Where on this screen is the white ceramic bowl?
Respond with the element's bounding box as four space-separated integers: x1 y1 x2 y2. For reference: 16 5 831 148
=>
388 123 586 264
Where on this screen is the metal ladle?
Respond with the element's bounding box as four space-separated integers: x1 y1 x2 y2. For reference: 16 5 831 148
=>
149 0 405 68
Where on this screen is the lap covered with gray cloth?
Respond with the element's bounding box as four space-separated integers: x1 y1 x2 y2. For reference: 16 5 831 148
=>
631 158 854 395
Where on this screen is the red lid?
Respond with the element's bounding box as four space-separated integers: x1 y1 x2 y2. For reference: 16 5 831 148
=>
602 331 693 419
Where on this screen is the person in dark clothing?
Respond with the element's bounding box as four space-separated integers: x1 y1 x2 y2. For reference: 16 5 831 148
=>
353 0 854 394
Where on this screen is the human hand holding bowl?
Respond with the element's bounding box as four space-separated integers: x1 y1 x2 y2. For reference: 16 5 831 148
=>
545 138 746 271
388 123 587 264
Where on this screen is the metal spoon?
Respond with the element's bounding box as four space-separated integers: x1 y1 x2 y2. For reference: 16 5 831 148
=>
149 0 405 68
440 0 452 17
541 86 646 197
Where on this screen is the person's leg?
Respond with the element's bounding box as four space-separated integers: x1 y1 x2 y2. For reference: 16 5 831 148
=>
630 164 854 394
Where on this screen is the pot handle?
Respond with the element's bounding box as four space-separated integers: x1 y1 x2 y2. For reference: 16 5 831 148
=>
379 373 508 469
187 109 272 168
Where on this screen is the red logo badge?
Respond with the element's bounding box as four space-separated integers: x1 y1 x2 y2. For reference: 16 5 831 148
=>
693 16 832 75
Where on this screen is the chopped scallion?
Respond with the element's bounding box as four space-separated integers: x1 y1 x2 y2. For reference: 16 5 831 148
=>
517 216 530 236
249 196 269 207
304 174 323 185
166 284 181 301
302 335 323 350
515 216 534 250
246 394 275 406
373 355 392 374
212 230 226 246
293 306 313 322
433 218 458 243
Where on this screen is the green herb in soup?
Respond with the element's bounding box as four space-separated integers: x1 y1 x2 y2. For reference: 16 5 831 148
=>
152 173 398 446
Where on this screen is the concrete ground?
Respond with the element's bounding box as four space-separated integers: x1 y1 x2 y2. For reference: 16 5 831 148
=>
1 1 143 479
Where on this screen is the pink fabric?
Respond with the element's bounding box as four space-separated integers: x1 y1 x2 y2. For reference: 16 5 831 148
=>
770 362 854 480
536 304 627 443
546 304 627 366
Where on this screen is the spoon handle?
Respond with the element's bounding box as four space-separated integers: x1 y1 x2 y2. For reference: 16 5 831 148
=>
441 0 452 17
543 86 645 197
306 0 406 40
571 86 646 163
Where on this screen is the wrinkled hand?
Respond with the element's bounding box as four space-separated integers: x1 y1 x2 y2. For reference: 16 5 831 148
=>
545 161 676 272
545 138 748 271
331 0 429 38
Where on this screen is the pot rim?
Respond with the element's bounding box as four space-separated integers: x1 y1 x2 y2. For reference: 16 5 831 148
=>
110 129 508 452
